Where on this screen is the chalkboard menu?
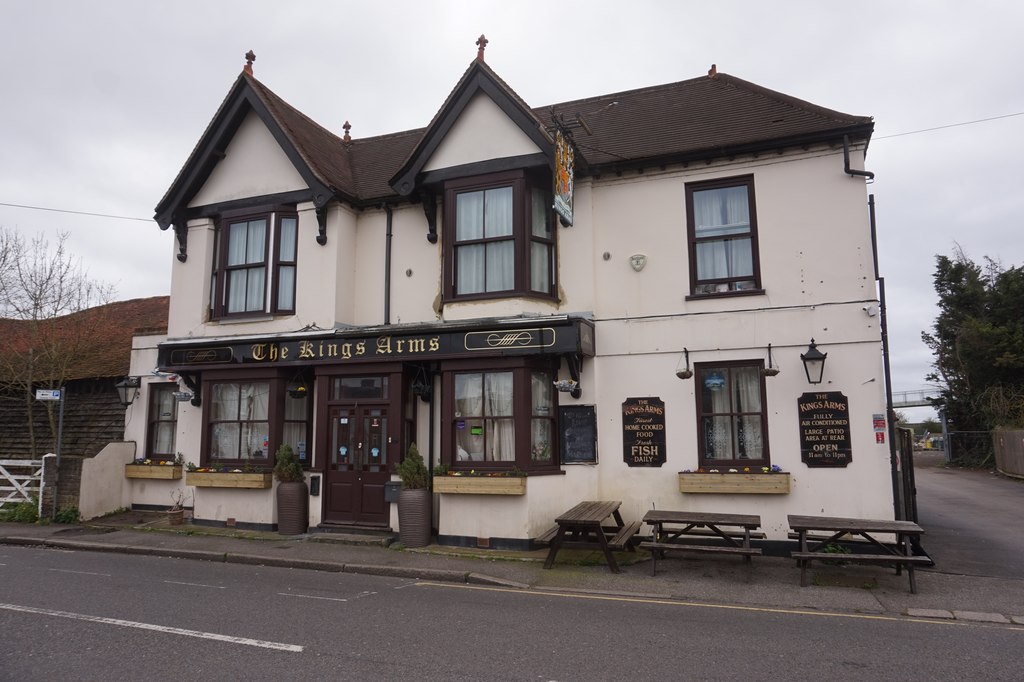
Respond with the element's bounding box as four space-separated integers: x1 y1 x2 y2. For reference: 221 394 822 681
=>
798 392 852 467
622 397 667 467
559 405 597 463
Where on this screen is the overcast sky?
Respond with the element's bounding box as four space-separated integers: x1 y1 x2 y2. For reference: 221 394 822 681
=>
2 1 1021 419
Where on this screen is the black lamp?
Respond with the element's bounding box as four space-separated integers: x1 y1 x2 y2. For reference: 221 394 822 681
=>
800 339 827 385
115 376 141 407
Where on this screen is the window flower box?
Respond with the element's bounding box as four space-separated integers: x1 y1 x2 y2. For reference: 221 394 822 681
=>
186 471 273 489
433 475 527 496
125 463 183 480
678 472 790 494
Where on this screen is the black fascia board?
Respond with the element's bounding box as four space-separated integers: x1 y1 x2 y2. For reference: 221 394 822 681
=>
154 79 337 230
183 189 317 221
390 68 553 196
582 122 876 178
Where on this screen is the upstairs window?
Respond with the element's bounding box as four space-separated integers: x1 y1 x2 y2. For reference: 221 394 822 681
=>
686 176 762 296
444 170 555 301
211 209 298 318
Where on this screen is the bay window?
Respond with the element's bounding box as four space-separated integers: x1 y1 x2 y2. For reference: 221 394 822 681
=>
442 359 559 472
211 208 298 319
695 361 770 469
686 176 762 296
444 170 556 301
202 372 310 468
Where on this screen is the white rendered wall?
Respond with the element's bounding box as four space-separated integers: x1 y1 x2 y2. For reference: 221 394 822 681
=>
423 93 541 172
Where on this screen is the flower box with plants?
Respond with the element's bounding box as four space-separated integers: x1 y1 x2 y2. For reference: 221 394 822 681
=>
678 465 791 494
185 462 273 489
125 454 184 480
432 465 528 495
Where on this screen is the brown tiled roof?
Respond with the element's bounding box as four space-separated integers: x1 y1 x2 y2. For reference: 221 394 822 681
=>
157 67 872 214
0 296 169 381
246 76 358 200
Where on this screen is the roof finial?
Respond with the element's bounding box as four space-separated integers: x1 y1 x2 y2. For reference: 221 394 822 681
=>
707 63 717 79
244 50 256 76
476 34 488 61
342 121 352 143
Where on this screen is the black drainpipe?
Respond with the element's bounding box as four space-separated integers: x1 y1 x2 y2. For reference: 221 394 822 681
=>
383 204 393 325
844 134 875 180
870 194 901 520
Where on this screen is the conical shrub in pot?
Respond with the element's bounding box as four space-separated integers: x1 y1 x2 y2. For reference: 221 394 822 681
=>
274 444 308 535
395 442 431 547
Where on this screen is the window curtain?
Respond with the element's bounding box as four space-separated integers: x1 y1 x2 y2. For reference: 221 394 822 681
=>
530 372 553 462
485 372 515 461
733 366 763 459
702 369 733 460
455 373 484 460
694 187 752 283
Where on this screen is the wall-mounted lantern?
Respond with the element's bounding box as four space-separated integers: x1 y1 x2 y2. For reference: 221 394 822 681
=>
115 376 142 407
800 339 827 385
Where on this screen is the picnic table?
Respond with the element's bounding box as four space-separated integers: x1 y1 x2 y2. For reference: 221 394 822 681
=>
539 501 641 574
788 514 930 593
640 510 763 575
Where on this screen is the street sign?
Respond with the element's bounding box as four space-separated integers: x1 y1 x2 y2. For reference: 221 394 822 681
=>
35 389 62 401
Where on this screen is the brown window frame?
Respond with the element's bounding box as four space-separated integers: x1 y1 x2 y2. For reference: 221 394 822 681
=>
200 369 310 469
694 360 770 469
685 175 764 299
440 357 560 474
146 383 178 460
442 169 557 303
211 207 299 320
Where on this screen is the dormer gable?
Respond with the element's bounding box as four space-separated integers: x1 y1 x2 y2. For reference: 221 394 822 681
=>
154 54 353 261
390 58 554 197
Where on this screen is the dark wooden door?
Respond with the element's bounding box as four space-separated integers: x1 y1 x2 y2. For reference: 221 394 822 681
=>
324 405 391 525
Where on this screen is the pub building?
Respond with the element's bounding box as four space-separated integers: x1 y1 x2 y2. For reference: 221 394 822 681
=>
123 40 895 547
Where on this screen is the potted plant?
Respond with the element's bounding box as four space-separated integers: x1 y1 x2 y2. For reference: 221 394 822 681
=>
168 488 190 525
395 442 431 548
274 444 308 535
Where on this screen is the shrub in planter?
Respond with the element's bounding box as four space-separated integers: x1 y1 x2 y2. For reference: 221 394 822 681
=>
274 444 308 535
395 443 431 548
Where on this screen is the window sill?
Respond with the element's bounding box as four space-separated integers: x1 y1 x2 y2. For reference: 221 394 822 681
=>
685 288 765 301
678 472 790 494
125 464 182 480
433 475 527 495
186 471 273 489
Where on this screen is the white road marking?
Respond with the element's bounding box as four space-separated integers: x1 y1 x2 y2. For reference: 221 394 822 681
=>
0 602 303 652
277 592 348 602
164 580 226 589
48 568 111 577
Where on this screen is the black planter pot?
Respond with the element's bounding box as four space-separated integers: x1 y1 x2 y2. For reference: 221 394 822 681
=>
276 480 309 535
398 488 431 548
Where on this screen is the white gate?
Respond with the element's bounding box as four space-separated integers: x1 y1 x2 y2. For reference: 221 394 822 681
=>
0 459 44 509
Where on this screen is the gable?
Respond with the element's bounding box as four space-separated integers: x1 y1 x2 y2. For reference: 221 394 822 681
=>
188 111 308 208
422 92 543 173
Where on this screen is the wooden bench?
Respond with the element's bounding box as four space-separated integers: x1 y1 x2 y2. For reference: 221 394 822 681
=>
641 510 763 575
788 514 927 593
535 520 642 551
542 501 641 573
640 541 761 575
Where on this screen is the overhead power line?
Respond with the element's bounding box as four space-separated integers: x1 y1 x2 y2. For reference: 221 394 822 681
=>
875 111 1024 140
0 201 151 222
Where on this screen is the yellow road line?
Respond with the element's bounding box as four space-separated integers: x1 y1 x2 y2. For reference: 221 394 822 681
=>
414 582 1024 630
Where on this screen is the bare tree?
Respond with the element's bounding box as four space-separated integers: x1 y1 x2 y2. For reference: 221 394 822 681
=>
0 226 115 456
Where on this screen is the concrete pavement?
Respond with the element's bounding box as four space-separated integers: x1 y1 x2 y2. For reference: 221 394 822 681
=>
2 504 1022 627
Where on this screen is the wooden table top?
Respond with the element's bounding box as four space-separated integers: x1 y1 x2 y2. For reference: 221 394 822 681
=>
556 500 621 524
643 510 761 528
787 515 924 534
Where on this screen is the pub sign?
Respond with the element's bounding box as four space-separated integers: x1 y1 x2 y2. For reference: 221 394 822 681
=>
798 392 852 467
622 397 666 467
